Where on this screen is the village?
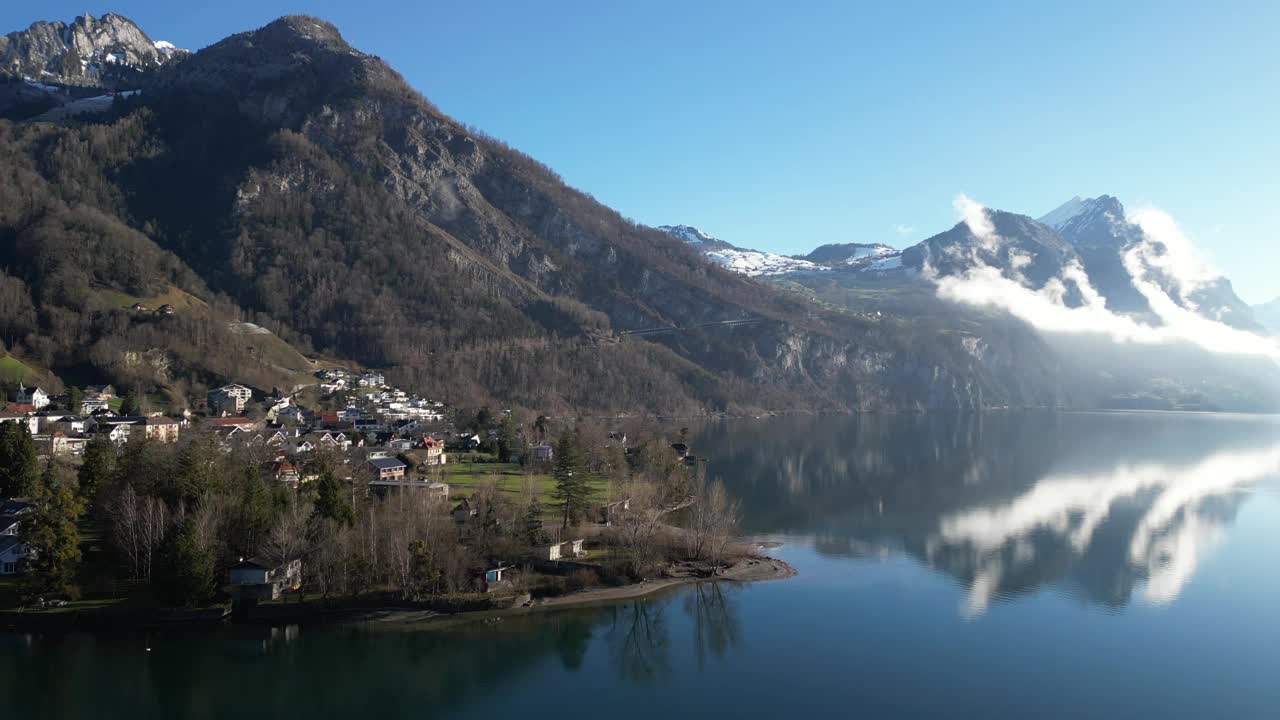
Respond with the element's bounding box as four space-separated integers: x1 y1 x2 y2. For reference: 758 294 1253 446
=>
0 367 760 622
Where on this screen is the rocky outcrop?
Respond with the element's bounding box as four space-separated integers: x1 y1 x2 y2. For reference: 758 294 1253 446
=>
0 13 184 88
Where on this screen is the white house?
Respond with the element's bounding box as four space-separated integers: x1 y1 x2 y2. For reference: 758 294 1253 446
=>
208 384 253 415
0 413 40 435
15 384 49 410
546 539 586 561
0 536 27 575
228 557 302 600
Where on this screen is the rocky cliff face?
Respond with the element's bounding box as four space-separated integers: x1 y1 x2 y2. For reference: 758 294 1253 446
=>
0 13 184 88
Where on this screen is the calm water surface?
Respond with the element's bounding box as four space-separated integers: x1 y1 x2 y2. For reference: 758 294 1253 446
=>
3 412 1279 718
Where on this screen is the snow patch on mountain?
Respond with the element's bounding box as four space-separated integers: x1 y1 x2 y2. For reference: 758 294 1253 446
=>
659 225 825 277
843 245 896 263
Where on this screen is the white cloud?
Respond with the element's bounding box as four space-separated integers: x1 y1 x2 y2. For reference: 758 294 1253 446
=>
895 224 914 235
1127 207 1220 300
931 196 1280 363
935 441 1280 615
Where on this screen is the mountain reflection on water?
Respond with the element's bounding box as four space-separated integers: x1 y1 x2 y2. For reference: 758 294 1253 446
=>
4 412 1279 719
693 411 1280 615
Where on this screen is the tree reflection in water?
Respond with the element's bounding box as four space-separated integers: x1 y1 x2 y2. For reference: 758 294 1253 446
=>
684 581 740 668
606 598 670 684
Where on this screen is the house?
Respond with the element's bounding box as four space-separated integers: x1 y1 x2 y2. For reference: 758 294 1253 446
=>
357 372 385 388
546 539 586 561
85 384 116 399
271 461 301 485
596 498 631 526
227 557 303 600
99 424 131 446
275 405 306 424
368 477 450 498
0 413 39 435
41 431 80 457
529 444 554 463
0 536 27 575
158 303 176 315
421 437 447 466
143 416 180 443
479 563 513 593
459 433 482 450
80 397 109 414
367 457 407 482
52 416 89 435
0 500 32 516
15 384 49 410
0 514 20 536
671 443 690 459
208 384 253 415
4 403 36 415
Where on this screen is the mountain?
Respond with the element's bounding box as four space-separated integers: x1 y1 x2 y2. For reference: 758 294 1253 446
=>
1041 195 1257 329
902 210 1077 287
1253 298 1280 336
0 13 184 87
801 242 896 266
0 14 1042 415
0 13 186 122
658 225 823 276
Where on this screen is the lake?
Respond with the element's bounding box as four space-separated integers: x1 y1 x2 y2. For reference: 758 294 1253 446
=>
3 412 1279 718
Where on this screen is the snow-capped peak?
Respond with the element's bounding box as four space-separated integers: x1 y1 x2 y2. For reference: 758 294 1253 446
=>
1039 195 1127 232
1038 196 1086 229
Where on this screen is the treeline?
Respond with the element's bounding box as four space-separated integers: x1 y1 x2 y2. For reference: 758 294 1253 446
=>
4 416 739 607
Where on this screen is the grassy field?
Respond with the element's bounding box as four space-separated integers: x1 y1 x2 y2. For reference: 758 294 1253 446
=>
0 354 34 384
0 353 62 389
88 285 207 312
436 459 609 515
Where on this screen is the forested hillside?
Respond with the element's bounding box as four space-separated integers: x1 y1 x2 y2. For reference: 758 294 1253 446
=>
0 15 1064 414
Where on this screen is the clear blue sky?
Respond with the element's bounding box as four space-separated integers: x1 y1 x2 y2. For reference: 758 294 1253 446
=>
5 1 1278 302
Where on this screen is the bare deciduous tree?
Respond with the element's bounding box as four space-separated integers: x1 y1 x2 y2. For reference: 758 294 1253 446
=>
109 484 170 581
688 478 740 570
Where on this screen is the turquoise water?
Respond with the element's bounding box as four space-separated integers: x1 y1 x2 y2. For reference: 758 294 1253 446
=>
3 412 1279 718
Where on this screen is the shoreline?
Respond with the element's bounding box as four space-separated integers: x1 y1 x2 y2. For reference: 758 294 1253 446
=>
0 556 797 634
359 555 798 630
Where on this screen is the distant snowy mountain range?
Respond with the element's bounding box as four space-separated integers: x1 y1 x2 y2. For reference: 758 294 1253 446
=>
658 225 897 277
664 194 1261 330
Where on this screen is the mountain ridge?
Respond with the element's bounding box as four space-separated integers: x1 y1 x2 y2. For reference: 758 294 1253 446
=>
0 14 1038 415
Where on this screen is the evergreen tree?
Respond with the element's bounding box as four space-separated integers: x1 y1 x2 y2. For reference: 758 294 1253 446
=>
312 465 354 527
26 461 84 592
170 435 218 506
77 435 116 501
523 497 547 546
496 413 519 462
0 422 39 497
67 386 83 413
119 387 142 416
233 470 274 555
154 517 215 607
551 431 590 528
